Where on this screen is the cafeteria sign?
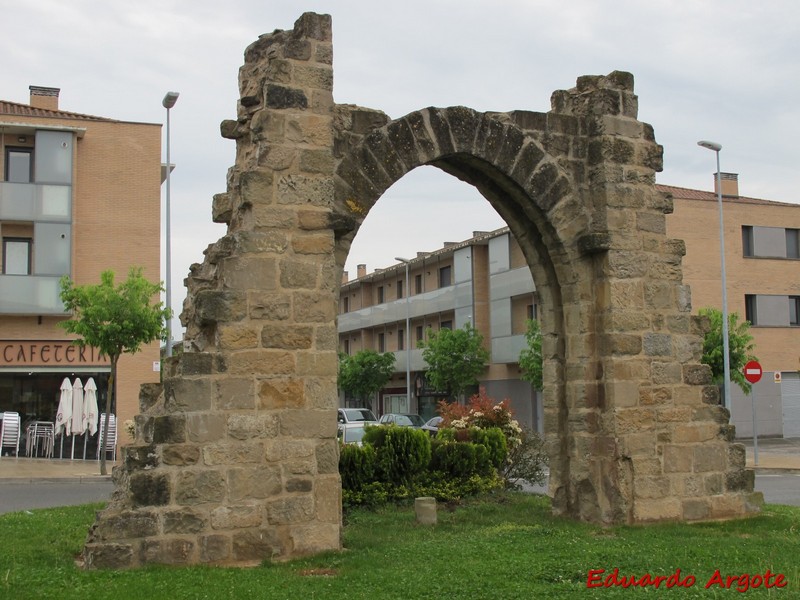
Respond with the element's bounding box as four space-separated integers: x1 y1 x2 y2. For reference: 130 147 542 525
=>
0 340 109 367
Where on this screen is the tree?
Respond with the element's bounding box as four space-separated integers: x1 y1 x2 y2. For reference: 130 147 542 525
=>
338 350 396 409
59 268 170 475
418 322 490 401
518 318 543 391
698 307 758 396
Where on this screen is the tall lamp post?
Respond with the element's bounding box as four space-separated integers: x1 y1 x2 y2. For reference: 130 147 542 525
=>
162 91 179 357
395 257 412 410
698 140 732 410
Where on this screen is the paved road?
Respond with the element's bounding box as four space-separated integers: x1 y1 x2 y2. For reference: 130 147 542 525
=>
0 480 114 515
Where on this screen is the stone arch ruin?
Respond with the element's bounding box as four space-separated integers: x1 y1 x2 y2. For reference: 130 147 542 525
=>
83 12 761 568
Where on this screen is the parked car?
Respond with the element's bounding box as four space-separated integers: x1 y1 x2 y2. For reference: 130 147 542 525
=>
378 413 425 428
337 407 377 425
337 422 370 446
421 416 443 436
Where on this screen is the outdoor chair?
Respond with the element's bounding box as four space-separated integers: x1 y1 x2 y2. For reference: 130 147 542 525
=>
25 421 55 459
0 411 21 458
96 413 117 462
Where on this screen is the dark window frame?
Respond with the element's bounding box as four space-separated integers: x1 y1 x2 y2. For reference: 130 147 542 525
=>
5 147 34 183
2 237 32 275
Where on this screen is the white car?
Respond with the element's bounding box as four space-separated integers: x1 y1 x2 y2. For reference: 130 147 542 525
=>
337 407 377 425
337 422 370 446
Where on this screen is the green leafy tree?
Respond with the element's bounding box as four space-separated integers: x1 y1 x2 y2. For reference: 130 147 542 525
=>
418 322 490 401
338 350 396 409
698 307 758 396
518 318 543 391
59 268 170 475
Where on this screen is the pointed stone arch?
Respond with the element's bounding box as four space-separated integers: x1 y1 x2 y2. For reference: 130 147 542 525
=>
82 12 760 569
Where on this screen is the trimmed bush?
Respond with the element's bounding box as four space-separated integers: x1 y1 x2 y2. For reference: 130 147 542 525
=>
372 426 431 484
339 443 377 490
470 427 507 469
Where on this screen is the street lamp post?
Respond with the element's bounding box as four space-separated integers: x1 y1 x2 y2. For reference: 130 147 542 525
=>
698 140 732 410
162 91 179 357
395 257 412 410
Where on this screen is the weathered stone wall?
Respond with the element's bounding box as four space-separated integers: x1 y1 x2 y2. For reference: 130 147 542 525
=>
82 12 760 569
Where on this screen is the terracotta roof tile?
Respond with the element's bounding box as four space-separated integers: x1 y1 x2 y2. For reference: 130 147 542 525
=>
0 100 114 122
656 183 797 207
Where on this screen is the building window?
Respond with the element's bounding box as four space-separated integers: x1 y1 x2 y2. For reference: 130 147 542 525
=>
343 339 350 355
742 226 753 257
2 238 32 275
377 332 385 352
377 286 384 304
439 265 452 288
745 295 757 325
440 320 453 330
791 296 800 326
5 148 33 183
787 229 800 259
397 279 404 299
398 329 404 350
342 296 349 313
416 325 424 344
415 273 422 294
527 304 537 320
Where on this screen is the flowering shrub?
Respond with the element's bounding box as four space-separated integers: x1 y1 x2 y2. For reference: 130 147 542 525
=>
437 387 522 448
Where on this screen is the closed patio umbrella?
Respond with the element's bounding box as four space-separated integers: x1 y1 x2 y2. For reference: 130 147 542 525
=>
70 378 84 460
81 378 99 459
54 378 73 437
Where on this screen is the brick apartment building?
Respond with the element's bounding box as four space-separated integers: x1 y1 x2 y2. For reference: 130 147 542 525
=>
339 175 800 438
0 86 162 456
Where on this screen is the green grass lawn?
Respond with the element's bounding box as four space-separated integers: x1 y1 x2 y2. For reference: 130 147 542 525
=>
1 493 798 599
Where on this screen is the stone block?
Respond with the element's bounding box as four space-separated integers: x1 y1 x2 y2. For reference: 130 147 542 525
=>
175 470 226 505
161 444 200 467
186 413 227 443
293 292 336 323
286 477 313 493
291 523 341 555
178 353 215 376
203 442 265 465
139 383 162 412
92 510 159 541
633 497 681 522
217 324 259 350
227 413 279 440
129 472 171 507
84 543 134 569
279 259 319 289
725 468 755 493
215 378 256 410
643 333 671 356
220 256 278 291
682 498 710 520
199 534 232 563
228 466 283 500
663 445 693 473
265 439 315 462
280 409 338 438
315 439 340 474
651 361 683 384
693 446 725 472
258 378 306 409
228 350 294 375
614 408 655 434
267 496 314 525
124 445 159 471
315 475 342 523
194 290 247 324
295 351 337 376
261 324 313 350
232 528 287 563
162 508 208 534
248 292 292 321
211 505 263 529
153 415 186 444
164 378 212 412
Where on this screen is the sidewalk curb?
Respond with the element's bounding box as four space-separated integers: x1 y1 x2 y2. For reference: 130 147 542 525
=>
0 476 112 484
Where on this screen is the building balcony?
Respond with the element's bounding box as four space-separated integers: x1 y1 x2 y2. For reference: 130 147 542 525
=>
0 182 71 222
0 275 68 315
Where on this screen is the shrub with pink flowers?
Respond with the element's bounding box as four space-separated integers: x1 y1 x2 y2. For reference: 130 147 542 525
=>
437 387 523 448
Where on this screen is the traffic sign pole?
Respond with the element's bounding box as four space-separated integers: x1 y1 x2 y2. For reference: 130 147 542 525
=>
744 361 763 466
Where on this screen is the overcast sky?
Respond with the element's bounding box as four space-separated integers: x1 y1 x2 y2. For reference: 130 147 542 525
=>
3 1 798 336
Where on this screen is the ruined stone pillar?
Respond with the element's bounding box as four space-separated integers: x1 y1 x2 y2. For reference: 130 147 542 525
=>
83 13 342 568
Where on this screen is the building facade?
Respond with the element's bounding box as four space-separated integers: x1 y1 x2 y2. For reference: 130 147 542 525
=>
664 175 800 438
339 176 800 438
0 86 162 456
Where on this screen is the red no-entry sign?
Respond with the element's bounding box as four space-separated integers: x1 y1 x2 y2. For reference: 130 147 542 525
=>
744 360 763 384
